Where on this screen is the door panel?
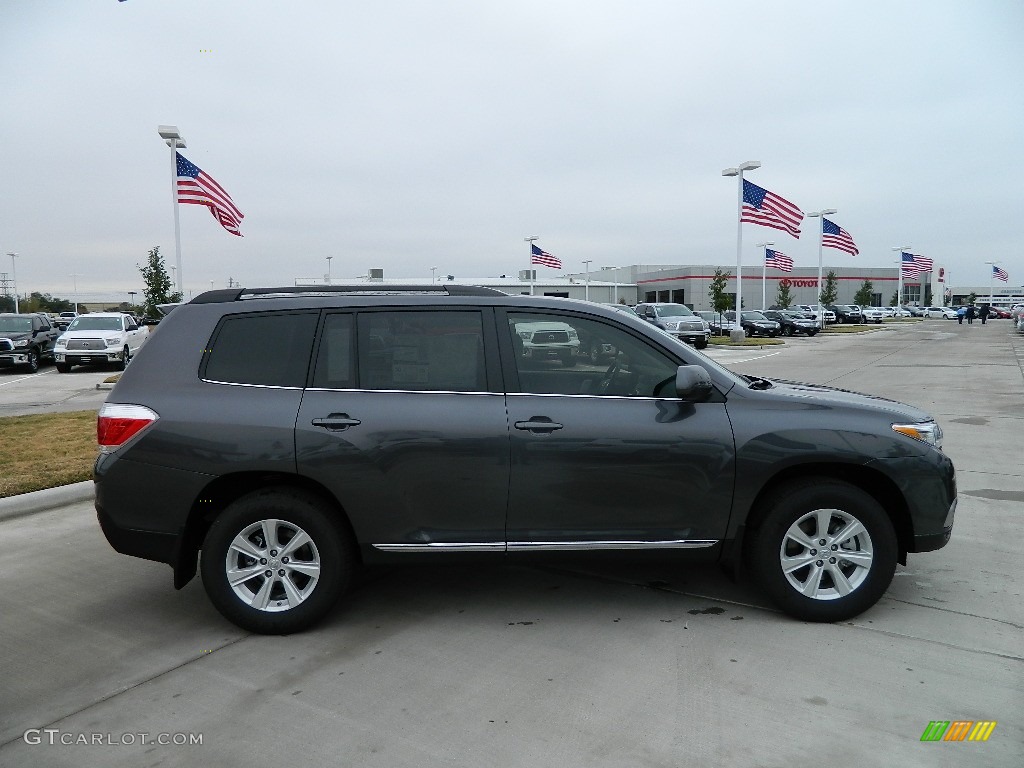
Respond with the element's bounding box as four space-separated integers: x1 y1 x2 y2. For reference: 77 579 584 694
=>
296 309 510 547
501 310 736 544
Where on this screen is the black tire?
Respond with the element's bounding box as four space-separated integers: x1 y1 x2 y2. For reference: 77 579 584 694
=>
24 349 40 373
561 353 577 367
694 338 708 350
807 331 818 337
200 489 356 634
116 346 131 371
782 326 793 337
56 363 71 373
747 479 897 622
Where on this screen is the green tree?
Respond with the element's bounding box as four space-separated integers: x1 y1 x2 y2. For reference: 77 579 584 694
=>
138 246 181 318
819 270 839 306
708 268 732 314
967 292 977 306
23 292 75 313
775 281 793 309
853 280 874 306
890 291 899 307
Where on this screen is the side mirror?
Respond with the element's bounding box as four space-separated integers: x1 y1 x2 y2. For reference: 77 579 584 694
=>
127 323 138 331
675 365 714 402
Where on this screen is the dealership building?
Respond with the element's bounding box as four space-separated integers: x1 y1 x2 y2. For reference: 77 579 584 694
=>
292 263 1022 310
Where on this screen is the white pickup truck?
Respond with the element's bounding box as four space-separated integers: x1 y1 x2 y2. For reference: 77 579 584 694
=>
54 312 148 372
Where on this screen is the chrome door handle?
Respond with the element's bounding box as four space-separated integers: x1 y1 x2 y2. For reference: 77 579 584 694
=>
514 419 563 433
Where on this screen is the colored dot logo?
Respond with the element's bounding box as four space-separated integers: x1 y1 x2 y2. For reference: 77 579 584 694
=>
200 49 213 53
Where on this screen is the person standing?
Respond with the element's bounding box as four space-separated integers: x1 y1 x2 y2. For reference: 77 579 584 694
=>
966 304 976 324
980 304 990 325
957 306 966 324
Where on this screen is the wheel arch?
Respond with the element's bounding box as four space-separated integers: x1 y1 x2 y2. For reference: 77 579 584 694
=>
173 471 360 589
725 462 913 575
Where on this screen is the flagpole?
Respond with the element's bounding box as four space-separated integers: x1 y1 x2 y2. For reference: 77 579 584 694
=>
756 241 773 310
807 209 836 329
525 236 538 296
158 126 186 297
893 246 909 309
722 161 760 335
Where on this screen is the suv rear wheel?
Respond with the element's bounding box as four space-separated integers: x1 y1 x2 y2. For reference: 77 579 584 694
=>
748 479 897 622
200 489 355 634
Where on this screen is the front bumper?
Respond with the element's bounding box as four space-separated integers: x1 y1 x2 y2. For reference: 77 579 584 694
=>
56 349 124 364
0 353 30 367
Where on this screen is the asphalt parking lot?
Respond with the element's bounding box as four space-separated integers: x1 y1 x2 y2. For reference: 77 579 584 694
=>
0 364 112 418
0 320 1021 767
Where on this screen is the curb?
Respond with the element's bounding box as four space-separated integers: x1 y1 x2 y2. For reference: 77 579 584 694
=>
0 481 94 523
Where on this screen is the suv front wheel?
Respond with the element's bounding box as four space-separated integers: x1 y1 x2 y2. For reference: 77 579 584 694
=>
200 489 356 634
748 479 897 622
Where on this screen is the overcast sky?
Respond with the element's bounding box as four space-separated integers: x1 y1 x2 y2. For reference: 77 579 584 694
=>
1 1 1022 299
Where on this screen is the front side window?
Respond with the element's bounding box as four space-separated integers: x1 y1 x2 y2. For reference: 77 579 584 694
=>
357 310 486 392
203 312 318 387
506 312 679 397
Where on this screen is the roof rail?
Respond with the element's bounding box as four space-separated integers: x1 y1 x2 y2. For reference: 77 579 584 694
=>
189 285 507 304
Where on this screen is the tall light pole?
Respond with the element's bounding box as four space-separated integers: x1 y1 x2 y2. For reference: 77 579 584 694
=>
6 252 17 313
128 291 137 311
892 246 910 307
325 256 333 285
430 266 438 285
722 161 760 331
756 241 774 310
524 236 539 295
582 259 592 301
70 273 81 314
158 125 186 296
170 265 177 297
806 209 837 329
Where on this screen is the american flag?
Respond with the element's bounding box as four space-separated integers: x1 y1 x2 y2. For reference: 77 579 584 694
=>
821 218 858 256
900 252 933 278
993 265 1009 282
530 243 562 269
740 180 804 238
765 249 793 272
176 153 244 236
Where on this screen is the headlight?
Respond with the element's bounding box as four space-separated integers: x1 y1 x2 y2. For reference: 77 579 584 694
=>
892 421 943 449
56 338 66 347
105 336 121 346
14 339 28 347
518 331 531 339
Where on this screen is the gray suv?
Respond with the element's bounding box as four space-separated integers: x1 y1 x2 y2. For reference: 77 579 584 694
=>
95 286 956 634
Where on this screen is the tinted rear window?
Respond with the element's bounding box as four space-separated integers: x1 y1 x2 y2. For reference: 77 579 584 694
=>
203 312 318 387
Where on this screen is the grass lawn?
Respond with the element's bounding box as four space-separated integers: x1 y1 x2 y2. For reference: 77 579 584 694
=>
0 410 96 498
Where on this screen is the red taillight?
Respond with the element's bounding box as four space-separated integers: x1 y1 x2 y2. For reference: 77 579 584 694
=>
97 404 159 450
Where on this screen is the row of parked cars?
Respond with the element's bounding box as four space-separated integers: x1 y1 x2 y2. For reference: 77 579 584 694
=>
0 311 148 373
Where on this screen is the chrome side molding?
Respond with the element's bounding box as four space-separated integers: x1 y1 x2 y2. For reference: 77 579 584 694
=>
372 539 718 553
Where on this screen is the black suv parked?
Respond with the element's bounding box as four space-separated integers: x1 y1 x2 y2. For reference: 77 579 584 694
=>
95 286 956 634
0 312 60 372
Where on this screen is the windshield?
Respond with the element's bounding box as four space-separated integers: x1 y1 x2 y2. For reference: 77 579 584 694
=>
0 317 33 333
68 317 122 331
656 304 694 317
741 312 768 321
